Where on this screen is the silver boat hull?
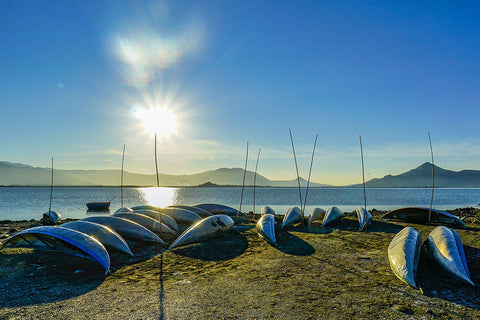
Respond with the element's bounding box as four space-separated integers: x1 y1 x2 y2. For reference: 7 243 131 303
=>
427 226 474 286
388 226 422 288
60 220 133 256
256 214 276 245
169 215 234 249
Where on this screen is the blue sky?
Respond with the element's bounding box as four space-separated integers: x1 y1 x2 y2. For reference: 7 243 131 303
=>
1 1 480 185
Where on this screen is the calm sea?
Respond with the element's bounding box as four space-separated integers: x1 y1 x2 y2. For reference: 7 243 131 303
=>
1 186 479 221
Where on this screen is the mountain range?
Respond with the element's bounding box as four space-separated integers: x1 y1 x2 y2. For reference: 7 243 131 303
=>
0 161 328 187
1 161 479 187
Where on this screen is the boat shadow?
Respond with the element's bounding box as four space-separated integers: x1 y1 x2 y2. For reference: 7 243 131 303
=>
418 244 480 309
0 250 105 308
169 231 248 261
276 230 315 256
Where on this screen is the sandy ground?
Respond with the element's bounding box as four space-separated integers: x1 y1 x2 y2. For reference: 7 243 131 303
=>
1 209 480 319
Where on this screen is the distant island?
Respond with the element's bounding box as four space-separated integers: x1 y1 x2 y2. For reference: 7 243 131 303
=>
1 161 480 188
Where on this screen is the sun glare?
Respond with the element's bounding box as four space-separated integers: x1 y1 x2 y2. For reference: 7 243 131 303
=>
132 106 178 137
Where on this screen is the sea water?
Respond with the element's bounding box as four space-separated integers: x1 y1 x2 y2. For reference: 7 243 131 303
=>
0 186 479 221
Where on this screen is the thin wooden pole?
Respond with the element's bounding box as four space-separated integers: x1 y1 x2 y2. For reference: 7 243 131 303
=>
359 135 367 211
238 141 249 217
428 132 434 222
253 147 261 217
121 144 125 208
48 157 53 212
153 133 164 320
155 133 160 188
302 134 318 216
289 128 303 212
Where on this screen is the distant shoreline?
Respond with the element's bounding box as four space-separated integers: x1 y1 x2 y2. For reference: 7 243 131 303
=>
1 185 480 188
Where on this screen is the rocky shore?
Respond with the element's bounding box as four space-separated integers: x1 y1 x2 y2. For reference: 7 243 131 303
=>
1 208 480 319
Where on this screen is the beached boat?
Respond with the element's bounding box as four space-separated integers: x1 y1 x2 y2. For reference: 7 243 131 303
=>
427 226 474 285
86 202 111 211
130 209 179 232
112 212 176 237
355 207 372 231
388 226 422 288
60 220 133 256
2 226 110 274
169 215 234 249
168 205 213 218
260 206 275 215
114 207 133 214
130 205 159 211
42 210 62 224
82 216 165 245
321 207 344 227
192 203 239 216
382 207 465 229
281 207 302 229
307 207 325 226
256 214 276 246
159 207 202 225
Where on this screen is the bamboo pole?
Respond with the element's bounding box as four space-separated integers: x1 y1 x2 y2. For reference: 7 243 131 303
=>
289 128 303 213
238 141 249 217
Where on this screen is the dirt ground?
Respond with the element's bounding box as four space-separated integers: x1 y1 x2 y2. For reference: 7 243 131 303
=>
1 208 480 319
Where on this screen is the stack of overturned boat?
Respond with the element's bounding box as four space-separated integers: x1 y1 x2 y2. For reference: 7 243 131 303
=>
1 202 241 274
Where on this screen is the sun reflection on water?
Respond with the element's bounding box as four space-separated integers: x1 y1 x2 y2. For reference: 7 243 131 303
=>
139 187 176 207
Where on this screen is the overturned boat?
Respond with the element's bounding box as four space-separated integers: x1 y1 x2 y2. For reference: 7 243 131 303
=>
355 207 372 231
158 207 202 225
382 207 465 229
2 226 110 274
388 226 422 288
130 209 179 233
43 210 62 224
130 205 159 211
168 205 213 218
112 212 176 237
307 207 325 226
82 216 165 245
281 207 302 229
113 207 133 214
169 215 234 249
192 203 239 216
260 206 275 215
427 226 474 286
256 214 277 246
60 220 133 256
321 207 344 227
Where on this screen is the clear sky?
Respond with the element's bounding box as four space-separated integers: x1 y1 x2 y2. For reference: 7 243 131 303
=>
1 1 480 185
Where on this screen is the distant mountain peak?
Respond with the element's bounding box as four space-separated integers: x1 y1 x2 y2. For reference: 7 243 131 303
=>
0 161 34 168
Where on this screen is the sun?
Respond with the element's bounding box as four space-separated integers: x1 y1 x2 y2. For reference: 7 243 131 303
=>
132 106 178 137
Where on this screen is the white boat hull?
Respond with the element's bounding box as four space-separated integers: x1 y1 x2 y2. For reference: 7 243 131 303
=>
307 207 325 225
355 207 372 231
388 226 422 288
169 215 234 249
427 226 474 286
321 207 344 227
281 207 302 229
